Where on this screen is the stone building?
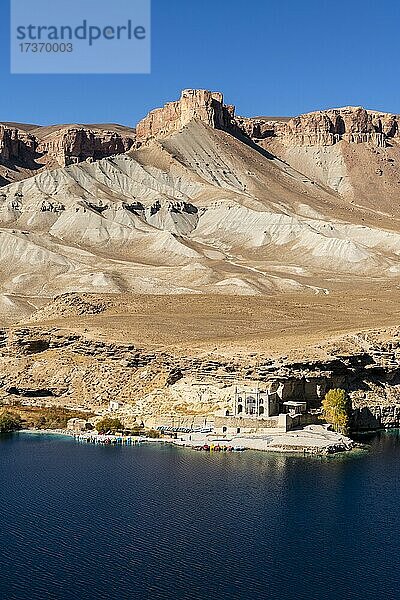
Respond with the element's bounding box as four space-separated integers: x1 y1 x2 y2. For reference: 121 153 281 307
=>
214 384 311 436
214 385 282 435
230 387 279 418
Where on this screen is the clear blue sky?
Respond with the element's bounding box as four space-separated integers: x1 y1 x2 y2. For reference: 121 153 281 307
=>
1 0 400 126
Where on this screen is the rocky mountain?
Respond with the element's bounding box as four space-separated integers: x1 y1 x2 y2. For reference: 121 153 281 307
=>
2 89 400 429
237 107 400 208
1 89 400 324
237 106 400 148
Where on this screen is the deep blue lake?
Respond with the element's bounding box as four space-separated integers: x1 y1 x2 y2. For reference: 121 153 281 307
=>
1 432 400 600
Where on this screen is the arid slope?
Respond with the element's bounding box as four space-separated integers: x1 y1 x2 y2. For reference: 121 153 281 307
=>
1 90 400 328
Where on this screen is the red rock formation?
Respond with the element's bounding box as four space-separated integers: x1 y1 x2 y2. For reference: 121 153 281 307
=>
3 90 400 187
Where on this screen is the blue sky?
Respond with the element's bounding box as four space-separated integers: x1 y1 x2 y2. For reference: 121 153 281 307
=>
1 0 400 126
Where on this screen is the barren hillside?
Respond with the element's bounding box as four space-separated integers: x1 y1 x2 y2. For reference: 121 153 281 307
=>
1 89 400 331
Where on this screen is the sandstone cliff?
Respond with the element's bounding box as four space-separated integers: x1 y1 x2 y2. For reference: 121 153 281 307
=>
236 107 400 148
134 89 400 149
135 89 236 144
0 125 38 185
132 90 400 202
35 126 135 168
0 125 37 162
233 105 400 201
0 123 135 185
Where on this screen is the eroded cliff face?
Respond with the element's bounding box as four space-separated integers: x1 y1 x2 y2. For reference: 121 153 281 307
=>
0 123 135 185
3 89 400 198
135 89 236 144
236 107 400 148
36 127 135 168
132 90 400 200
1 321 400 430
134 89 400 149
0 126 37 162
0 126 38 185
234 105 400 200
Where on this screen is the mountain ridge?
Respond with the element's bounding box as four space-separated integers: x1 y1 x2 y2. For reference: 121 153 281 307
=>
1 89 400 324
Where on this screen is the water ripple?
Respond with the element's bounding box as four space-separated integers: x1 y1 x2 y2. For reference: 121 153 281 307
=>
1 432 400 600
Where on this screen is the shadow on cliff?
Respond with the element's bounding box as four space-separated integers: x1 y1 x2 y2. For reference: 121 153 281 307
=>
227 125 278 161
0 153 45 186
351 406 381 431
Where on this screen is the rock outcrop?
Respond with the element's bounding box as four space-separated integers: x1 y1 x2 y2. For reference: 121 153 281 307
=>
36 127 135 167
236 107 400 148
134 89 400 150
352 404 400 430
135 89 236 144
0 125 37 163
3 91 400 188
0 123 135 185
1 320 400 430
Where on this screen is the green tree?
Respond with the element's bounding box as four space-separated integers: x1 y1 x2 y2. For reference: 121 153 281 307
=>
322 389 351 434
0 411 22 433
96 416 124 433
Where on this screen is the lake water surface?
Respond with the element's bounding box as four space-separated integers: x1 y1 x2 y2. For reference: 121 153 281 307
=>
1 432 400 600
